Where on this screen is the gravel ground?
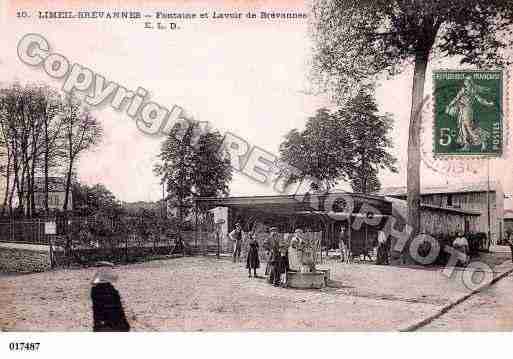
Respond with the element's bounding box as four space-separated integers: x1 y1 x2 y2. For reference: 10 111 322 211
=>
420 272 513 331
1 253 510 332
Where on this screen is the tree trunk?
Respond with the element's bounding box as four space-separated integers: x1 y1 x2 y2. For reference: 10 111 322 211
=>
44 121 49 215
30 156 37 217
1 151 11 217
63 158 73 211
8 178 15 217
407 52 429 240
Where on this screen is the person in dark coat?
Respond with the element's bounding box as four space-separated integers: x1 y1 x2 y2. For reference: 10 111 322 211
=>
276 246 290 287
264 227 279 276
90 262 130 332
246 233 260 278
267 230 281 286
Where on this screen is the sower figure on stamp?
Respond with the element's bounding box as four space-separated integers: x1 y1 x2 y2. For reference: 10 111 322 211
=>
90 262 130 332
229 222 243 263
445 75 493 151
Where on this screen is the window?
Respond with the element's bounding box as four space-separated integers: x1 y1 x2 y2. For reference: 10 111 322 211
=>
447 194 453 207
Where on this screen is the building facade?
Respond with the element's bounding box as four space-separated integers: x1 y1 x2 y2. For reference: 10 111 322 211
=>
375 182 504 244
22 177 72 211
0 153 6 211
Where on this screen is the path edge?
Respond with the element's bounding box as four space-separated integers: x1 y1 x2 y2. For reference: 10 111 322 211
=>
398 265 513 332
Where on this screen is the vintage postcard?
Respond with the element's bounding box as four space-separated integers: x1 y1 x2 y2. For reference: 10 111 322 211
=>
1 0 513 355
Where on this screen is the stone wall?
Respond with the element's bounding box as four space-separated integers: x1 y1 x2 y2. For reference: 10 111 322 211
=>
0 243 51 273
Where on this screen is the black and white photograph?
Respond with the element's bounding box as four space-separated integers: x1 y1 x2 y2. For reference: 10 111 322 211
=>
1 0 513 357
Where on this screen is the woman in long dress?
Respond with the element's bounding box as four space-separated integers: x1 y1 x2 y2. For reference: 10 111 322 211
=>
246 233 260 278
288 229 303 271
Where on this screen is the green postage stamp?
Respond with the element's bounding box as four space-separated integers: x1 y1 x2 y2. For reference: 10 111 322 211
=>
433 70 504 156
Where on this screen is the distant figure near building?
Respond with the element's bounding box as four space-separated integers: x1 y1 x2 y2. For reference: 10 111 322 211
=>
339 227 349 263
507 231 513 263
376 231 389 265
90 262 130 332
229 223 243 263
453 231 470 266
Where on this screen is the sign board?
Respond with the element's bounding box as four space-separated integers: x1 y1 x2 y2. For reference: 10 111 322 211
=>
44 221 57 235
433 70 503 156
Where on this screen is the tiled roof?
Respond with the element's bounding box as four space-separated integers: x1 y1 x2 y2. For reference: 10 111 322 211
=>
504 210 513 220
374 181 497 197
386 196 481 218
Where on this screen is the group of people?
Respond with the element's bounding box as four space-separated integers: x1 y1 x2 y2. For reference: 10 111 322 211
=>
229 223 292 287
338 226 390 265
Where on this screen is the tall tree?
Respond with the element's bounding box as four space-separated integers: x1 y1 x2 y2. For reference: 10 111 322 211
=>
0 84 47 217
35 86 64 215
61 96 103 211
72 182 123 217
310 0 513 236
279 93 396 193
154 121 232 223
279 108 355 192
0 84 68 217
338 88 397 193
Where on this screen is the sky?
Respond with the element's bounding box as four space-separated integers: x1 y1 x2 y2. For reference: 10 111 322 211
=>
1 0 512 208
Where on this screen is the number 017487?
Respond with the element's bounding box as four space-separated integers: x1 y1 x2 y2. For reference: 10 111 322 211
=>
9 342 40 351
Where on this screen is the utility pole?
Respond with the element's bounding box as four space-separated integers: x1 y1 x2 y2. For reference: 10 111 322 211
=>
161 181 165 219
487 157 491 250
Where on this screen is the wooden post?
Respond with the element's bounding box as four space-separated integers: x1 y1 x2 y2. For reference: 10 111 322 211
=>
327 220 332 259
38 218 41 245
348 216 352 263
216 224 220 259
194 203 198 253
49 235 54 269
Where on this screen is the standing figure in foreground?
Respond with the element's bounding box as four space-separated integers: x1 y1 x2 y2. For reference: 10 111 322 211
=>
246 232 260 278
229 222 243 263
264 227 279 276
90 262 130 332
276 246 291 287
266 228 281 285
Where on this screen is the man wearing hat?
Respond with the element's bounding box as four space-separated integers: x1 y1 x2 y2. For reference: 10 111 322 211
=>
229 223 243 263
265 227 282 286
90 261 130 332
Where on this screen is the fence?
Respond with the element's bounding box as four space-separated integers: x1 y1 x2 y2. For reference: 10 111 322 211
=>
0 220 47 244
2 217 330 265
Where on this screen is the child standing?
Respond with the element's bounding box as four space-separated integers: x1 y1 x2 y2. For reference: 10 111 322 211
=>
246 233 260 278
